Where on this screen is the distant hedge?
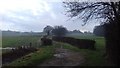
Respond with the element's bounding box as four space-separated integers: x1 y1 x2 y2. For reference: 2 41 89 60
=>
52 36 96 50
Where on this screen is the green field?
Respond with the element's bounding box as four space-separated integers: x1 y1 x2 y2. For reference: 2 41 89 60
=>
2 35 106 66
2 36 41 48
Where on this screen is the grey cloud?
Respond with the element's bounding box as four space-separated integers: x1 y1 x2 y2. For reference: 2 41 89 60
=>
0 2 97 32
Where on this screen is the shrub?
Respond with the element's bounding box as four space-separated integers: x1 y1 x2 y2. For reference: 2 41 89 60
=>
52 36 96 50
41 37 52 46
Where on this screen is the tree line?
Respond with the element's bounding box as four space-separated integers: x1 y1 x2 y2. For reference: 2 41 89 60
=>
43 25 93 36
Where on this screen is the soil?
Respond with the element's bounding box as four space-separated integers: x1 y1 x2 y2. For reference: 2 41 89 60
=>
39 48 85 66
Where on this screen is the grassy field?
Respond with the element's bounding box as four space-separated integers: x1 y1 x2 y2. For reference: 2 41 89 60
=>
2 36 41 48
2 35 106 66
2 36 42 54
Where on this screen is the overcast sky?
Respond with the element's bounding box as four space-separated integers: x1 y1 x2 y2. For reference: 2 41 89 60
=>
0 0 101 32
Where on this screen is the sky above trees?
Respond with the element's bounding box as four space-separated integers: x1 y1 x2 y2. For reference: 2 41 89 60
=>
0 0 102 32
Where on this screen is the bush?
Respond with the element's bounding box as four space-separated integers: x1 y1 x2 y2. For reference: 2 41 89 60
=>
41 37 52 46
52 36 96 50
2 47 37 64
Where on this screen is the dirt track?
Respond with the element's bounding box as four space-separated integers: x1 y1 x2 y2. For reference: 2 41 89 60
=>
39 48 85 66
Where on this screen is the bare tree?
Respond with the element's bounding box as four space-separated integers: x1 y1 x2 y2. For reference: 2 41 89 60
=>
63 1 120 65
64 1 120 24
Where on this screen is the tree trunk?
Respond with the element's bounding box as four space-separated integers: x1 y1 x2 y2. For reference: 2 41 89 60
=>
104 22 119 66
